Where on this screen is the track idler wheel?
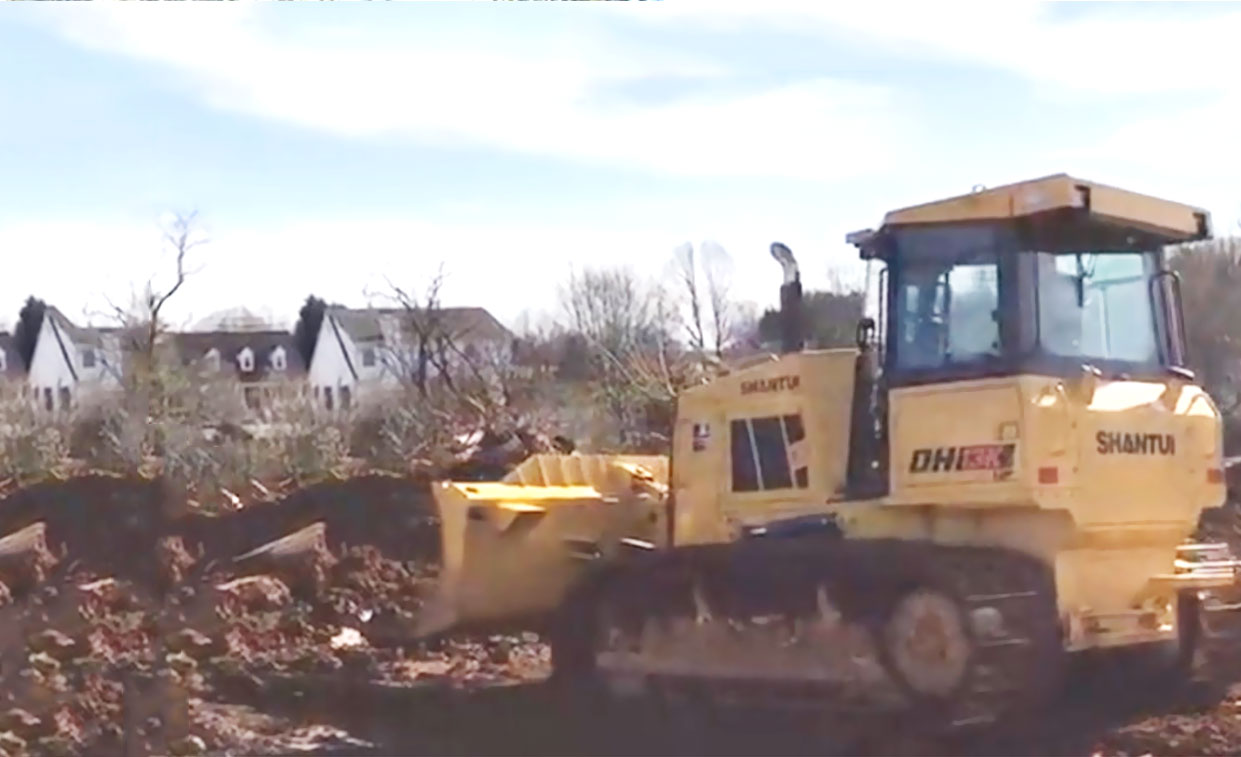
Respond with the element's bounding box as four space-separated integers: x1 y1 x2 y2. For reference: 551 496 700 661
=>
877 586 975 706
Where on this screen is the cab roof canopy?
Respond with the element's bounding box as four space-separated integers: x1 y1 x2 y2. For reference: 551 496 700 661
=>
879 173 1212 244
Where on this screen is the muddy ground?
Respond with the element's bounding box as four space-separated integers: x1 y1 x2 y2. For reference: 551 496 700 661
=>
2 473 1241 756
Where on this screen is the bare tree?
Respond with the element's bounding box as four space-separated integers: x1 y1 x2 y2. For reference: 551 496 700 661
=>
371 267 488 405
669 241 739 365
700 240 735 357
730 300 763 353
358 267 550 474
673 243 707 357
1168 237 1241 437
103 213 207 364
378 266 461 399
90 212 208 477
558 265 689 450
561 267 674 386
144 213 204 356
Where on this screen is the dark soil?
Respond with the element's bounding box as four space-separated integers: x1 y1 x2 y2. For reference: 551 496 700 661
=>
4 472 1241 756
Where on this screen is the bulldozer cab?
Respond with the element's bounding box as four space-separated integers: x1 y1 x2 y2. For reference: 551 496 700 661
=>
845 174 1212 497
854 175 1211 379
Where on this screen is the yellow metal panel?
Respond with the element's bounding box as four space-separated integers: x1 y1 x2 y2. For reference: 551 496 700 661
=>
673 349 858 541
883 174 1081 226
882 173 1209 240
1066 381 1222 530
445 482 602 501
1086 180 1206 238
874 370 1224 652
421 458 669 636
503 453 668 492
887 379 1026 504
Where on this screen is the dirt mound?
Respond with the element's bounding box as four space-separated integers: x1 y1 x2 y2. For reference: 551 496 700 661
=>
8 469 1241 755
0 474 168 584
0 469 545 755
0 472 440 590
171 473 439 568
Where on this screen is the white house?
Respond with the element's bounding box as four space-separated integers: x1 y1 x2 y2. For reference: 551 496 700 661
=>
306 306 513 411
171 330 306 420
27 307 122 413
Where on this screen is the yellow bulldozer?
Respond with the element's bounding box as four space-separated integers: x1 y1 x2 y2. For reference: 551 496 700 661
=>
418 174 1241 728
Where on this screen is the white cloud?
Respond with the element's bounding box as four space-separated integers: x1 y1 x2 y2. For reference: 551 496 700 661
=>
29 3 903 181
1049 92 1241 233
32 2 1235 195
11 1 1237 332
632 1 1241 228
634 1 1241 96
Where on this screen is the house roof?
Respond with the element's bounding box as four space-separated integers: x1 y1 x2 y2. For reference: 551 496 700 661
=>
44 306 105 348
40 306 102 382
0 332 25 378
328 306 512 345
171 330 306 380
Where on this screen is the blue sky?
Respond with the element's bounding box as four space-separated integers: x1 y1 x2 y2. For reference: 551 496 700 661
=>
1 1 1238 332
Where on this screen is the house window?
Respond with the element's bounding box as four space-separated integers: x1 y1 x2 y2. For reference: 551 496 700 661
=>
81 348 96 368
0 351 7 372
271 348 287 372
43 388 53 412
340 386 352 410
244 386 261 410
58 386 71 411
238 347 255 372
730 414 809 492
204 349 221 372
362 348 376 367
324 387 335 411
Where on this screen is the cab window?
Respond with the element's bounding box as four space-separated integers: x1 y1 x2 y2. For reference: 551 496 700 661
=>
894 259 1001 370
1036 251 1159 366
730 414 809 492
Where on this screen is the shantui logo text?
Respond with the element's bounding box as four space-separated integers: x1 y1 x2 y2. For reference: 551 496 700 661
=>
1096 431 1175 456
741 375 800 395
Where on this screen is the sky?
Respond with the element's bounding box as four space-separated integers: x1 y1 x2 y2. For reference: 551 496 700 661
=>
1 1 1239 333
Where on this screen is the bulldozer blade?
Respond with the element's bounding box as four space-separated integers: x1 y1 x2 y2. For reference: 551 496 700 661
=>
416 455 668 639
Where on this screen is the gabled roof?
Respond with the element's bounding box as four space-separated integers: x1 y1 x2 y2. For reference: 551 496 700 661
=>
41 306 99 382
44 306 104 348
171 330 306 380
328 306 512 345
0 333 25 378
320 306 512 383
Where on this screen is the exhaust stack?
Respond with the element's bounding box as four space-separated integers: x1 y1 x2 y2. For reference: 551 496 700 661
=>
771 242 803 353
